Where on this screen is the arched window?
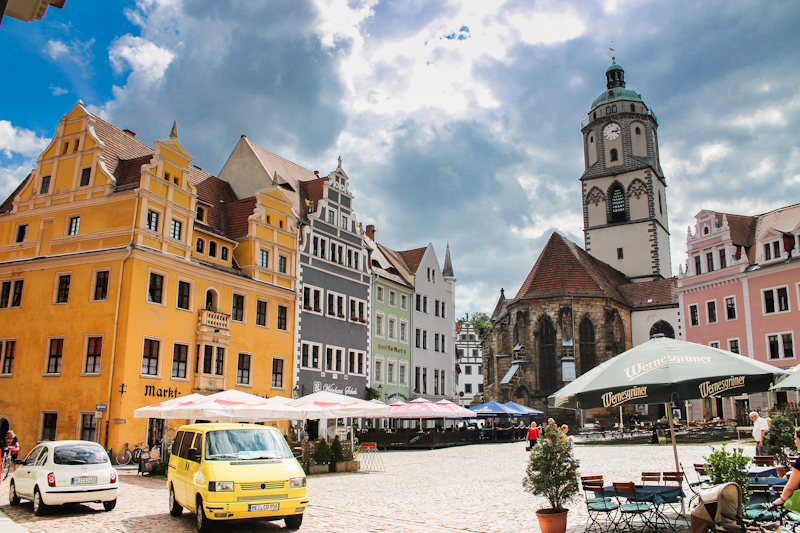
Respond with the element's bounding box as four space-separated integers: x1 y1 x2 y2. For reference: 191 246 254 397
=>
609 185 626 222
610 148 619 161
650 321 675 339
205 289 218 311
579 318 596 376
538 316 557 391
196 238 204 254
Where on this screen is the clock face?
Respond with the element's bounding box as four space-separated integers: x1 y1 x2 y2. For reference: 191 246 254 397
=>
603 123 621 141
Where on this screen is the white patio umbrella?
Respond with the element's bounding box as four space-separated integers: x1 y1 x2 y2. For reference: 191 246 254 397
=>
434 399 479 418
133 394 207 419
390 398 460 419
287 391 391 418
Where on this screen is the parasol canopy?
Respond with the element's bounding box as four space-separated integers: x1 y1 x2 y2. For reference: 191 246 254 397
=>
503 401 544 416
434 399 482 418
469 401 533 417
133 393 210 419
286 390 391 418
769 368 800 391
390 398 470 418
548 336 788 410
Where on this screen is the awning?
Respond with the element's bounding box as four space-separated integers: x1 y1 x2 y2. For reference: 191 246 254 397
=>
501 364 519 384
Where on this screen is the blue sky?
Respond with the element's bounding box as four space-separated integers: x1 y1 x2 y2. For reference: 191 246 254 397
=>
2 0 799 318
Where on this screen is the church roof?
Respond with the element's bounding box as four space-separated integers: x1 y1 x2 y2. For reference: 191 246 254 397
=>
513 232 632 305
442 243 455 278
590 87 644 110
618 277 677 309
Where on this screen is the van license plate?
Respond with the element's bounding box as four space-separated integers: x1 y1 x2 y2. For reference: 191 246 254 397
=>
249 503 279 512
71 477 97 485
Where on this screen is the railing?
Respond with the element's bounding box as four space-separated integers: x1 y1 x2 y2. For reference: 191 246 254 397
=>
198 309 230 331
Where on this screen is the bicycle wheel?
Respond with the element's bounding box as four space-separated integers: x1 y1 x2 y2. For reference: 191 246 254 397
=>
116 449 132 465
2 457 10 480
132 449 141 463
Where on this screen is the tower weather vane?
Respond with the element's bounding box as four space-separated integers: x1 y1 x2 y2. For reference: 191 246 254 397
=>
609 41 616 62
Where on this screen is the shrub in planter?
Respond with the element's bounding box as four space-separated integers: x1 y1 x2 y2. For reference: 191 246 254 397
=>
764 414 797 468
312 438 333 467
331 436 346 464
705 443 752 503
523 427 580 533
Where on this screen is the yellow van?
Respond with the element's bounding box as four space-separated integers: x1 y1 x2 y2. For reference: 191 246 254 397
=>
167 423 308 531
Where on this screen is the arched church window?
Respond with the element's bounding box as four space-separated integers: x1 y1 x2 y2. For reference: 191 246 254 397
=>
538 316 557 391
579 318 596 376
610 148 619 161
610 186 626 222
650 321 675 339
612 105 617 112
635 126 641 135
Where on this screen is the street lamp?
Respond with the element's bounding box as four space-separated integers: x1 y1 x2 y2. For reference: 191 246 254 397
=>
293 385 299 399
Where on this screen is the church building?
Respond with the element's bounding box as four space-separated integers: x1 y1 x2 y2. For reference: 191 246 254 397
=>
482 60 681 422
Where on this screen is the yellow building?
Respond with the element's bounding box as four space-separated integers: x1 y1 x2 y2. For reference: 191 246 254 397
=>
0 101 299 458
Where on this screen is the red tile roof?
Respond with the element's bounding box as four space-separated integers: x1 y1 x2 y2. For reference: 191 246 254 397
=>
716 213 757 248
0 174 31 213
113 155 153 189
513 232 631 305
91 115 155 174
619 277 677 309
224 197 257 240
193 173 238 237
396 246 427 273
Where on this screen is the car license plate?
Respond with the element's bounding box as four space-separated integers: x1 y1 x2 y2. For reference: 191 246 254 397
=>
71 476 97 485
249 503 279 512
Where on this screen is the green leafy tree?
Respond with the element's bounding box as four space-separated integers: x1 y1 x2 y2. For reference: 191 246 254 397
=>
459 312 492 339
764 414 797 467
522 426 580 513
705 443 751 503
364 387 381 401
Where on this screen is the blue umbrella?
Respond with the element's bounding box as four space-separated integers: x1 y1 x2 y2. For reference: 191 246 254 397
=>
469 401 535 417
503 401 544 416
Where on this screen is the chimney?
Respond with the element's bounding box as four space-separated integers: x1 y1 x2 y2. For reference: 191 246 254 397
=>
122 129 136 138
313 170 320 177
366 224 376 242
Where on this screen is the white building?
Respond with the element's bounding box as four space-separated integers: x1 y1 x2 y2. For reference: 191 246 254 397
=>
397 244 456 400
454 320 483 406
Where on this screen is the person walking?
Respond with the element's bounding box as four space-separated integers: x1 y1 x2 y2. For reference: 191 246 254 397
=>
560 424 574 447
4 430 19 473
750 411 769 456
527 422 539 448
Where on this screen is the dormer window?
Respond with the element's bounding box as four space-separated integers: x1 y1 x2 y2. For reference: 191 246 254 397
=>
704 226 709 235
764 242 780 261
196 206 205 222
209 241 217 258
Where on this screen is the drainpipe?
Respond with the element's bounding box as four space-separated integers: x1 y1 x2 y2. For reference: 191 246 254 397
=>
103 192 140 450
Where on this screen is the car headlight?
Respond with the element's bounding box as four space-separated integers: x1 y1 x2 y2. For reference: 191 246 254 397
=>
209 481 234 492
289 477 306 489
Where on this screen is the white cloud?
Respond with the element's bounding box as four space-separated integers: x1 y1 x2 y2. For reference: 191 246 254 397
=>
49 85 69 96
43 38 95 66
45 40 69 60
109 35 175 82
0 121 50 158
0 161 35 202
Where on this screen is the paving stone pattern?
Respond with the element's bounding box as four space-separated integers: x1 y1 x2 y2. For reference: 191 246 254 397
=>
0 441 751 532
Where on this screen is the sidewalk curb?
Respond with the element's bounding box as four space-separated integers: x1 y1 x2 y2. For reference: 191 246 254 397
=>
0 509 29 533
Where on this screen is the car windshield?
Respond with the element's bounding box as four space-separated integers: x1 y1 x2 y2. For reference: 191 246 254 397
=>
205 429 293 461
53 444 109 465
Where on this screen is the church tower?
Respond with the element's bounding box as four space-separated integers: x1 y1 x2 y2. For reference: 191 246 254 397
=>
581 60 671 282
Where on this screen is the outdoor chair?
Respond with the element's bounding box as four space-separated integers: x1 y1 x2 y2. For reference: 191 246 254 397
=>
744 484 778 520
582 479 619 532
581 475 613 503
612 481 656 532
753 456 775 467
661 471 689 527
641 471 661 485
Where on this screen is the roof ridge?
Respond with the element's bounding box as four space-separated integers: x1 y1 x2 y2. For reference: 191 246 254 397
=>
243 137 317 176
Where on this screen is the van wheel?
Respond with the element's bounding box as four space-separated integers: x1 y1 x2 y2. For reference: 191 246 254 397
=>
169 485 183 516
196 496 213 532
33 487 48 516
103 498 117 511
285 514 303 529
9 481 20 506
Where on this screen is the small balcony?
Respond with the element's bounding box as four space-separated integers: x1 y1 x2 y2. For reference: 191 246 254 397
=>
198 309 230 333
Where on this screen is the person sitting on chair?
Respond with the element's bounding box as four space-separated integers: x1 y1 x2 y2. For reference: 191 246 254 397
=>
773 427 800 508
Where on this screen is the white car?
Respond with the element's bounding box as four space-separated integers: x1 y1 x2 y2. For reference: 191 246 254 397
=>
9 440 118 515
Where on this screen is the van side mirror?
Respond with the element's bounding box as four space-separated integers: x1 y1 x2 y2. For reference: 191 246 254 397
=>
187 448 200 462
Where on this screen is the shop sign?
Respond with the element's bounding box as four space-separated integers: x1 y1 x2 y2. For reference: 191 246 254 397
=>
144 385 182 398
114 418 127 424
312 381 358 396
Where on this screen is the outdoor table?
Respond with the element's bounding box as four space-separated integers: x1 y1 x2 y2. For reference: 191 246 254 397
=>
754 476 788 487
748 466 778 479
597 484 686 532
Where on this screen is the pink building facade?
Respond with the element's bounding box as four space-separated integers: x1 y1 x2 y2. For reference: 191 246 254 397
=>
677 204 800 419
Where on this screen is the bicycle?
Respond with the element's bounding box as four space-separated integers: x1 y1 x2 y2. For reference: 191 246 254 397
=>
116 442 145 465
1 447 14 480
744 504 800 533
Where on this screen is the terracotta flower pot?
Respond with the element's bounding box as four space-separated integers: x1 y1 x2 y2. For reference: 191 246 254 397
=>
536 508 568 533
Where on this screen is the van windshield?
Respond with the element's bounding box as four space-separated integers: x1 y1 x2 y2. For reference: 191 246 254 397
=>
205 429 293 461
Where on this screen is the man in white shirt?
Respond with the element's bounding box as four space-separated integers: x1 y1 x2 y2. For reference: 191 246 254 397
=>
750 411 769 456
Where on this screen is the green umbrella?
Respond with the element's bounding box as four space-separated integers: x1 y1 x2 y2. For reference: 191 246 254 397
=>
769 368 800 391
548 336 788 478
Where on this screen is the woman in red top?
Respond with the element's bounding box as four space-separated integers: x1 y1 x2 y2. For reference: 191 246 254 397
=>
527 422 539 447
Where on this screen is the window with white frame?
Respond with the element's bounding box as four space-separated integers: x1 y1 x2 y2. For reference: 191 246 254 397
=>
54 273 71 304
326 346 344 373
415 328 421 348
689 304 699 326
170 219 182 240
374 358 383 382
764 241 781 261
1 340 16 375
146 210 159 231
706 300 717 324
303 285 323 313
400 320 407 342
277 305 288 331
441 334 447 353
375 313 384 336
434 333 440 352
728 338 740 354
327 291 345 319
141 338 161 376
348 350 365 375
172 343 189 379
278 255 287 274
435 299 440 317
260 249 269 269
221 246 229 261
237 353 252 385
763 286 790 314
399 363 407 385
301 342 321 369
327 210 335 224
40 411 58 441
767 332 795 360
15 223 27 243
232 293 245 322
423 296 428 313
709 341 720 349
68 216 80 236
376 286 384 301
45 337 64 375
401 294 407 309
147 271 165 304
177 279 192 310
725 296 737 320
422 330 428 349
272 357 284 388
84 336 103 374
0 279 24 308
389 291 396 306
256 300 268 327
388 318 395 339
349 297 366 321
387 362 395 383
196 238 204 254
441 300 446 318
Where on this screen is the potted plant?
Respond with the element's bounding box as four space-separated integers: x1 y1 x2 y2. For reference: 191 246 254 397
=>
764 414 797 476
310 438 332 475
523 426 580 533
705 443 752 502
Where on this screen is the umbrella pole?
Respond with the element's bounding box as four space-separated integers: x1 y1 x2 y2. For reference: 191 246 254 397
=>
665 402 683 514
619 406 623 430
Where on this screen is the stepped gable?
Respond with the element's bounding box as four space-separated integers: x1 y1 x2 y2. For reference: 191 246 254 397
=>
396 246 426 273
0 174 31 213
91 115 154 174
193 173 238 238
224 197 258 240
619 277 677 309
513 232 631 305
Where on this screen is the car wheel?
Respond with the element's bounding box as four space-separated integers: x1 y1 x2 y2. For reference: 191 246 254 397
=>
33 487 48 516
196 496 213 532
103 498 117 511
284 514 303 529
9 481 20 506
168 485 183 517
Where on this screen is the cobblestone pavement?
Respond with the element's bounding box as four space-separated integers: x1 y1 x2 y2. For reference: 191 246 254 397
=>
0 440 751 533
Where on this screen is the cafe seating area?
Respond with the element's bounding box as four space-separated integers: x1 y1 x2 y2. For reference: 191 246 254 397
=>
575 419 738 445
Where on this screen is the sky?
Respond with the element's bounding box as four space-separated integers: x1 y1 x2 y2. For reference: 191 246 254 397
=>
1 0 799 319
